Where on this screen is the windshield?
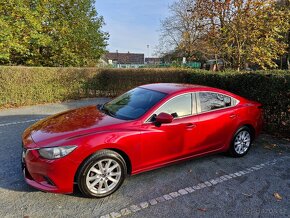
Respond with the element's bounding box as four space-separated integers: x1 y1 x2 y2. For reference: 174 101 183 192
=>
101 87 167 120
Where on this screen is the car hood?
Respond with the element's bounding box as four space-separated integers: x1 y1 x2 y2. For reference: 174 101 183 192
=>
23 106 126 147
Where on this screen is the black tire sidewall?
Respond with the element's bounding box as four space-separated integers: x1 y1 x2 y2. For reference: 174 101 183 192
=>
77 150 127 198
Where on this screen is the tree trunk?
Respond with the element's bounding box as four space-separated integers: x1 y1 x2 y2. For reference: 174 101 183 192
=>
214 53 219 72
287 30 290 70
237 50 241 72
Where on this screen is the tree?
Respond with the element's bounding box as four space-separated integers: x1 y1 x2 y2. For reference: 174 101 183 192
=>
158 0 237 64
158 0 290 70
157 0 207 61
0 0 108 67
277 0 290 69
217 0 290 70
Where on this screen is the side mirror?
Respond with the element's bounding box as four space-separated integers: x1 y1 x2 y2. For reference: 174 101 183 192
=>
155 112 173 126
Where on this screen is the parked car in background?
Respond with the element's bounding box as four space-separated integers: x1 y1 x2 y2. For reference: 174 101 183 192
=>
22 83 263 197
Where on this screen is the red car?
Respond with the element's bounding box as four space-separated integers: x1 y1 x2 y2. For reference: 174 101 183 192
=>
22 83 263 197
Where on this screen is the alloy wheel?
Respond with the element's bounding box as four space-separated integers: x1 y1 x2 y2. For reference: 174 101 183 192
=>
85 158 122 194
234 130 251 155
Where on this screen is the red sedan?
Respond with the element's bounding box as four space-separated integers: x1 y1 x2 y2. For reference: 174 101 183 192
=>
22 83 263 197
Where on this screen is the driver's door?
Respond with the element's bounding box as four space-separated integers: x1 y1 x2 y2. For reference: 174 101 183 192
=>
138 93 198 170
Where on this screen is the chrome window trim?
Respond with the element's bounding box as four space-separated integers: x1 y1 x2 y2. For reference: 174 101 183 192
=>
144 92 196 123
196 91 240 114
192 92 197 115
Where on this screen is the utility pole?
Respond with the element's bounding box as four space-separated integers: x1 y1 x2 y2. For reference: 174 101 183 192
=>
147 45 150 58
116 50 119 68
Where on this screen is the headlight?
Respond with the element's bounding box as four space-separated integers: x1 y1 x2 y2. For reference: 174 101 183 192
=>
38 145 77 159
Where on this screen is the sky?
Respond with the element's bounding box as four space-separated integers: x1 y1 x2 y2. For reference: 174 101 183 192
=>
95 0 176 57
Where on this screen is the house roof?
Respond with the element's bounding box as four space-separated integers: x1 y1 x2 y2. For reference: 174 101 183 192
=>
105 52 144 64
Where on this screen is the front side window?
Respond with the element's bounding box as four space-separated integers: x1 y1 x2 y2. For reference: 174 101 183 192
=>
199 92 235 113
153 94 192 118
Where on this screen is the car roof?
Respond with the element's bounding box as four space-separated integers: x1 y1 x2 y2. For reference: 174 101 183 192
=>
140 83 218 95
139 83 243 101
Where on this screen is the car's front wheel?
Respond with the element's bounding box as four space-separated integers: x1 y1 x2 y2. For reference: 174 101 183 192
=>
77 150 127 198
229 126 253 157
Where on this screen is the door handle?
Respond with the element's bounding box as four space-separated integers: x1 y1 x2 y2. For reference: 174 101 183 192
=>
186 123 196 128
229 114 237 119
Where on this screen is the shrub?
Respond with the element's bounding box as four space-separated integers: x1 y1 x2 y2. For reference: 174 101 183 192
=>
0 66 99 107
0 66 289 137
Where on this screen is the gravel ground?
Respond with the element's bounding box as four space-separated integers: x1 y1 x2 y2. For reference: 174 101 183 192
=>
0 98 289 218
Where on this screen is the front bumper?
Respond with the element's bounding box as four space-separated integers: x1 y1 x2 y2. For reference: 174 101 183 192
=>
21 145 79 194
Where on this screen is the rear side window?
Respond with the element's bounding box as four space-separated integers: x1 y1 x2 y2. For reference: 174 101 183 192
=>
154 94 192 118
198 92 236 113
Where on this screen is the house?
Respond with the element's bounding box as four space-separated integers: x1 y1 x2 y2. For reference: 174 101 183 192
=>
105 52 144 68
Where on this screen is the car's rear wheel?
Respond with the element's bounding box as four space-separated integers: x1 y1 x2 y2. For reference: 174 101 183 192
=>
77 150 127 198
229 126 253 157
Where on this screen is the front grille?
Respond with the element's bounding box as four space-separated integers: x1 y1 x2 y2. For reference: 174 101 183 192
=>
44 176 56 186
24 167 34 180
22 141 27 149
22 148 27 159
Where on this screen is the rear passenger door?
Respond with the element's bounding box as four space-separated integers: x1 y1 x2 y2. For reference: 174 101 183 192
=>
192 92 239 154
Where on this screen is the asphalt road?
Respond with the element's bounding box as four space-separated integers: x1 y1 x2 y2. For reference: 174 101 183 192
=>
0 98 289 218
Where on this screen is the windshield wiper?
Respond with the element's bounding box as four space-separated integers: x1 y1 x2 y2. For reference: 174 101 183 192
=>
96 104 103 110
98 104 115 117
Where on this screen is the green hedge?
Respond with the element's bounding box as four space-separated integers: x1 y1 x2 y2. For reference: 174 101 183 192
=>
0 66 289 137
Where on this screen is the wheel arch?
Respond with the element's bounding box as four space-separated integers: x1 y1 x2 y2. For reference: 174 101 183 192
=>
74 147 132 184
108 148 132 175
226 123 256 149
228 123 255 157
239 123 256 139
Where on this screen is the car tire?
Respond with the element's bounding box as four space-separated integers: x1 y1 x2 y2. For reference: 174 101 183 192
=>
77 149 127 198
228 126 253 157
